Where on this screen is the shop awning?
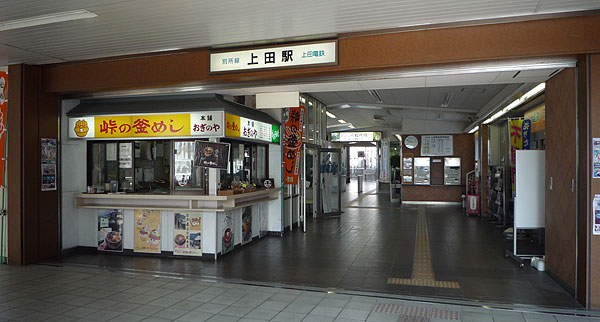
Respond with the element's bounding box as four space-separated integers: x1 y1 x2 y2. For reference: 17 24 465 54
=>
66 94 280 125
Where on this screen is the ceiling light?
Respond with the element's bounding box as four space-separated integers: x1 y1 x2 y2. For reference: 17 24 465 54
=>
367 90 384 104
394 134 402 142
348 124 355 128
178 86 204 92
326 111 337 119
338 119 347 124
0 9 97 31
441 93 455 108
468 126 479 134
483 82 545 124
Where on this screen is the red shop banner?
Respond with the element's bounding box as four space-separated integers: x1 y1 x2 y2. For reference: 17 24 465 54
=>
0 71 7 186
283 106 305 184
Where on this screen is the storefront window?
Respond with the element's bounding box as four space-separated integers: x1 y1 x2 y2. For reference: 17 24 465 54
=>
219 140 268 191
174 141 206 194
133 140 171 194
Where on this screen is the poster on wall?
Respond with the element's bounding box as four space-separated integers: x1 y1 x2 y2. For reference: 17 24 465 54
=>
97 209 124 252
379 138 390 183
421 135 453 156
509 119 524 193
593 195 600 235
283 106 305 184
134 209 161 254
522 119 531 150
241 207 252 245
193 141 230 169
173 213 202 256
593 138 600 179
41 138 57 191
222 210 235 254
119 143 133 168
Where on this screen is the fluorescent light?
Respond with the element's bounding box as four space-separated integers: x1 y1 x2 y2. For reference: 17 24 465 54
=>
483 82 545 124
326 111 337 119
468 126 479 134
441 93 455 108
394 134 402 142
367 90 384 104
0 9 97 31
348 124 355 128
178 86 204 92
338 119 347 124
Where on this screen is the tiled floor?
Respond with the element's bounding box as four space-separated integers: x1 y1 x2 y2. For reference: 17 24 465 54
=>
53 180 579 309
0 264 598 322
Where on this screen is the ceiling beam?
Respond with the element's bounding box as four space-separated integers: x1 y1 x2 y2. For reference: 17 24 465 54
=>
327 102 478 114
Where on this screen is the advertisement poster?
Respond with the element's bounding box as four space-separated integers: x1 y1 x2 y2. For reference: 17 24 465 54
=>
522 119 531 150
593 138 600 179
283 106 305 184
222 210 235 254
173 213 202 256
421 135 453 156
41 138 57 191
524 104 545 133
241 207 252 245
594 195 600 235
193 141 230 169
134 209 161 254
119 143 133 168
0 71 7 186
509 119 523 193
97 209 124 252
379 138 390 182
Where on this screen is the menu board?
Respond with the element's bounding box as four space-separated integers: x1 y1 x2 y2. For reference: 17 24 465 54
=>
134 209 161 254
173 213 202 256
421 135 453 156
444 157 461 186
414 157 431 185
97 209 123 252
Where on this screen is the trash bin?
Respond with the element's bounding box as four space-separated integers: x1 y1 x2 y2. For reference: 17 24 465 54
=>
357 175 363 193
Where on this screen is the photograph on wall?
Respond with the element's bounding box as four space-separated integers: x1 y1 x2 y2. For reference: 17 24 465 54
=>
222 210 235 254
593 138 600 179
97 209 124 252
241 206 252 245
194 141 230 169
173 213 202 256
41 164 57 191
134 209 161 254
594 195 600 236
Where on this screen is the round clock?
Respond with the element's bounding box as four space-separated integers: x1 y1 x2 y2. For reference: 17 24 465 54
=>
404 135 418 149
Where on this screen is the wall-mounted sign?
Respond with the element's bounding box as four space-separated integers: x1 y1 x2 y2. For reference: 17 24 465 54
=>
210 41 337 73
193 141 230 169
225 113 280 143
68 112 224 139
283 106 305 184
524 104 545 133
330 131 382 142
421 135 453 156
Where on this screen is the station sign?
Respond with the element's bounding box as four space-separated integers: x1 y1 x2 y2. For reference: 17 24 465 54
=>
330 131 382 142
210 41 337 73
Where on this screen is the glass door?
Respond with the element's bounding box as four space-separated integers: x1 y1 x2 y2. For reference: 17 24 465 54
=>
316 148 342 217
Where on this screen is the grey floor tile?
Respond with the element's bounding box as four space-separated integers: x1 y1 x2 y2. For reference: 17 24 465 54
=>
140 317 173 322
194 303 227 314
177 311 214 322
311 306 343 318
148 297 183 308
272 311 307 322
42 315 79 322
302 315 335 322
62 307 100 318
205 314 241 322
220 306 253 318
344 302 375 311
365 312 402 322
154 308 189 320
461 311 493 322
10 311 55 322
170 300 206 311
523 312 557 322
244 308 280 320
257 300 290 311
338 308 370 321
112 313 148 322
130 305 167 316
556 316 596 322
84 309 123 321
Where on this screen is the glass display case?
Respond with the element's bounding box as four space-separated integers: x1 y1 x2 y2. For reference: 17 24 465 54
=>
413 157 431 185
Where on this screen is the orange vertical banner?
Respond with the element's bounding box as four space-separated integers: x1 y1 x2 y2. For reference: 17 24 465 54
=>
283 106 304 185
0 71 7 186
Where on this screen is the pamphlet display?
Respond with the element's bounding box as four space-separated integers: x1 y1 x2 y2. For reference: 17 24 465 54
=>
173 213 202 256
444 157 461 185
134 209 161 254
413 157 431 185
97 209 123 252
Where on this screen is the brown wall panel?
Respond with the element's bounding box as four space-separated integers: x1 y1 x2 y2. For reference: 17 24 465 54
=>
545 68 577 292
7 64 22 265
42 15 600 95
589 55 600 309
577 57 590 306
402 134 474 202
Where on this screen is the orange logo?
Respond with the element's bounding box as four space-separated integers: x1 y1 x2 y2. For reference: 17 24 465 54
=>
74 119 89 137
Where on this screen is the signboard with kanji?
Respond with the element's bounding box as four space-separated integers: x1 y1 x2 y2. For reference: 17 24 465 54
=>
283 106 305 185
225 113 280 143
210 41 337 73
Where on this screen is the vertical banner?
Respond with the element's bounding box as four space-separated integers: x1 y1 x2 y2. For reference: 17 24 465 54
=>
41 138 57 191
97 209 124 252
222 210 235 254
509 119 523 193
173 213 202 256
522 119 531 150
283 106 305 184
593 138 600 179
380 138 390 182
241 207 252 245
594 195 600 235
0 71 6 187
134 209 161 253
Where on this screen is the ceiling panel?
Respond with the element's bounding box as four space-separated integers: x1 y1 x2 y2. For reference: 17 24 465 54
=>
0 0 598 65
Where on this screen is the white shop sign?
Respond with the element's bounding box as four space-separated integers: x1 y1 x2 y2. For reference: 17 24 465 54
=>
240 117 272 142
210 41 337 73
190 111 224 137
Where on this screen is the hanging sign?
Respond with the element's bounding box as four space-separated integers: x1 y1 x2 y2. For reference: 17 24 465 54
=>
522 119 531 150
283 106 305 184
225 113 280 143
68 111 224 139
509 119 524 193
173 213 202 256
210 41 337 73
0 71 7 187
421 135 453 156
330 132 382 142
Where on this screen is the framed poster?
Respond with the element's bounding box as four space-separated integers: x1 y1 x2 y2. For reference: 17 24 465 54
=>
241 207 252 245
222 210 235 254
194 141 230 169
173 213 202 256
97 209 123 252
134 209 161 253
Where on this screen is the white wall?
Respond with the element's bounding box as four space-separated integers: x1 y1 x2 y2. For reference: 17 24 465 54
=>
268 143 282 232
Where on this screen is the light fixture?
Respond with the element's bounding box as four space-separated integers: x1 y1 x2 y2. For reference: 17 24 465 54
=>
348 124 355 128
367 89 384 104
326 111 337 119
483 82 545 124
178 86 204 92
0 9 97 31
441 93 455 108
394 134 402 142
338 119 347 124
468 126 479 134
